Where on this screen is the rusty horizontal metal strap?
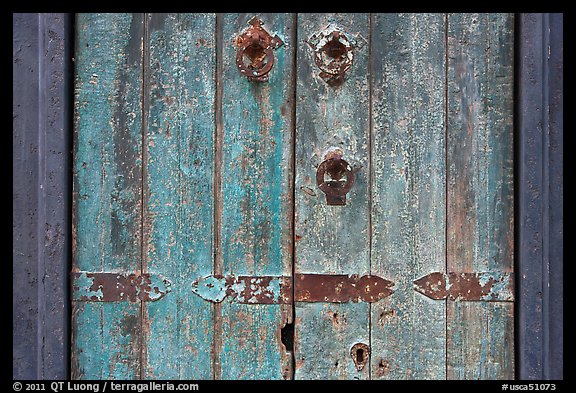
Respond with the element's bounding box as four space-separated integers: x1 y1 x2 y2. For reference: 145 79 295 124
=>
71 272 172 302
413 272 514 302
191 275 292 304
191 273 394 304
294 273 393 303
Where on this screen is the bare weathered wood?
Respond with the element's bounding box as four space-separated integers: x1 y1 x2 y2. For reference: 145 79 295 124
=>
370 13 446 380
446 13 514 379
72 13 144 379
216 13 295 380
142 13 216 379
294 13 370 380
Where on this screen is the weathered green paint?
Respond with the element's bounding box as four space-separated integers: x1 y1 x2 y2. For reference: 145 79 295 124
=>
446 13 514 379
217 13 294 380
370 13 447 380
294 13 371 380
141 13 216 380
72 13 144 379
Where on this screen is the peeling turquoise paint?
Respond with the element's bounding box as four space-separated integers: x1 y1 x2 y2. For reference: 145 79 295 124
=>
191 275 284 304
72 272 103 301
218 13 294 380
295 13 371 380
191 275 229 303
143 13 215 379
141 275 172 302
72 13 143 379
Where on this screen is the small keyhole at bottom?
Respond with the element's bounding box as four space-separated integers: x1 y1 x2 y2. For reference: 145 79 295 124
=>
356 348 364 363
350 342 370 371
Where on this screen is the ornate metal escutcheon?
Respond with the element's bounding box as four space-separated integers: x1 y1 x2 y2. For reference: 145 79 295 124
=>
306 24 365 86
236 16 284 82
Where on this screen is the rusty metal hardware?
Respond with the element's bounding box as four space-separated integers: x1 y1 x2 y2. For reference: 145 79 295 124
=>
191 275 292 304
71 272 172 302
316 150 355 205
191 273 394 304
350 343 370 371
236 16 284 82
413 272 514 302
295 273 393 303
306 24 365 86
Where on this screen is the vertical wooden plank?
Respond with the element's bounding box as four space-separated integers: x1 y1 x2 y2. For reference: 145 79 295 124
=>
217 13 295 379
142 14 215 379
294 13 370 380
370 13 446 380
447 13 514 379
72 13 144 379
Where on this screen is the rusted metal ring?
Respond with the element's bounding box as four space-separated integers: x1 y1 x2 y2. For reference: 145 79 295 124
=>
235 39 275 79
316 156 355 197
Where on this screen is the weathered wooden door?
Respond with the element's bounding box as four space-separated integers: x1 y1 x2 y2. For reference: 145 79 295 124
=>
72 13 514 379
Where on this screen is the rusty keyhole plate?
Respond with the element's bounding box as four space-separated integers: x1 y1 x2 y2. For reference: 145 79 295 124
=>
350 343 370 371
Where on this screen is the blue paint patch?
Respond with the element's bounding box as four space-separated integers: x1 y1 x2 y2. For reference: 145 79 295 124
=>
72 272 103 301
191 275 229 303
146 274 172 301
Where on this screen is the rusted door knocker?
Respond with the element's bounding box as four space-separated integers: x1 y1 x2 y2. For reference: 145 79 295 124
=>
236 16 284 82
316 150 355 206
306 25 365 86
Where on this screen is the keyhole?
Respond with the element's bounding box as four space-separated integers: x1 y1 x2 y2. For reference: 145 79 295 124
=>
356 348 364 363
350 342 370 371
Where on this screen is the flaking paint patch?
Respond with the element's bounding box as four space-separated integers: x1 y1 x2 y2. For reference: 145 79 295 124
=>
73 272 103 301
191 275 229 303
191 275 286 304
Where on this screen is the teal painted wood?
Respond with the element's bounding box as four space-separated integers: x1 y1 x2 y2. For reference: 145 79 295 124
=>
294 13 370 380
446 13 514 379
142 13 216 379
370 13 446 380
72 13 144 379
217 13 295 380
70 13 516 380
